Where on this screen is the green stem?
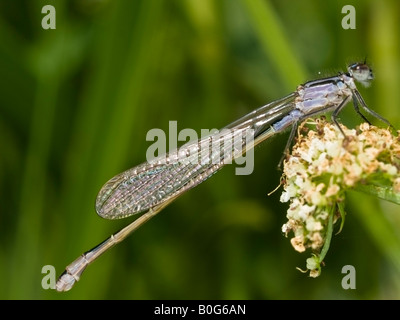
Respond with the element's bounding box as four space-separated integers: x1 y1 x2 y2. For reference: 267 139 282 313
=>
319 204 335 263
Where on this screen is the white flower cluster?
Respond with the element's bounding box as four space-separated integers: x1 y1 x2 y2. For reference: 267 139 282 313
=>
280 118 400 277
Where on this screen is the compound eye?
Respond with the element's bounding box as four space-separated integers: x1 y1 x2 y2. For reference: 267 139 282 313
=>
348 62 374 86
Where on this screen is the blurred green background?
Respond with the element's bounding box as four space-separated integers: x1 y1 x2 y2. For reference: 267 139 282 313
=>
1 0 400 299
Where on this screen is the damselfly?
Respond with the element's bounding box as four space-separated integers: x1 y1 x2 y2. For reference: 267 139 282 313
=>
56 62 391 292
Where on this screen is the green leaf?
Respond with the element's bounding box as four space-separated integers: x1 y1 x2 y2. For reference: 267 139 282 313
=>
355 183 400 205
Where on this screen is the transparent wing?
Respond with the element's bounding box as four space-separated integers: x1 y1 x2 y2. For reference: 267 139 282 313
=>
96 93 297 219
96 131 242 219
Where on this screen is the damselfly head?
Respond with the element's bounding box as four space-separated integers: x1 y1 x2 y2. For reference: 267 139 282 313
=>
348 62 374 87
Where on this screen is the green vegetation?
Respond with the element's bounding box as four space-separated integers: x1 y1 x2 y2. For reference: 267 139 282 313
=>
1 0 399 299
